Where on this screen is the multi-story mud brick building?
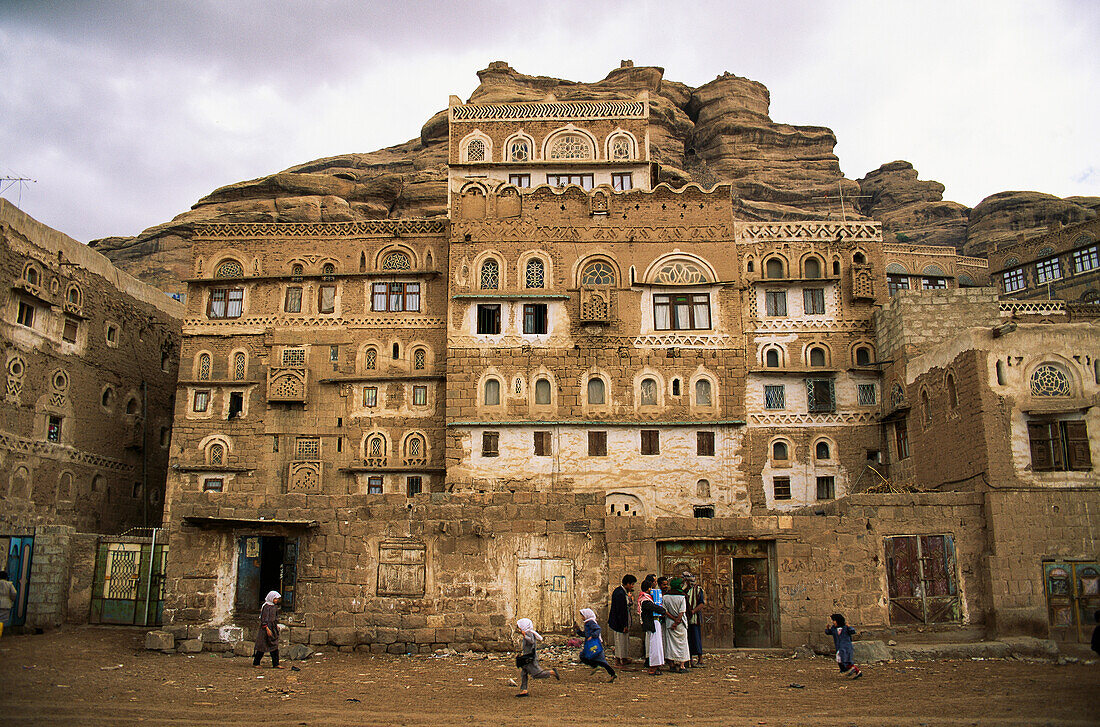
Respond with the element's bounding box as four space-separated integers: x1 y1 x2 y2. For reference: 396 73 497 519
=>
156 97 1098 655
1 199 183 628
988 217 1100 303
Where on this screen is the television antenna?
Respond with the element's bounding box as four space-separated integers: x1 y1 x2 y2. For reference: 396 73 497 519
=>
1 176 37 207
812 181 871 222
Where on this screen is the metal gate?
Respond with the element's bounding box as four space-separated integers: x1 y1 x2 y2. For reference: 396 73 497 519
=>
884 534 961 624
1043 561 1100 642
658 540 778 648
89 530 167 626
1 536 33 627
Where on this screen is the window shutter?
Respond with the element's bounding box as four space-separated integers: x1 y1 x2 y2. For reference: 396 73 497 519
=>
1064 421 1092 470
1027 422 1055 471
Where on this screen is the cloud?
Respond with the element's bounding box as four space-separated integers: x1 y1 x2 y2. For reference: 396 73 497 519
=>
0 0 1097 241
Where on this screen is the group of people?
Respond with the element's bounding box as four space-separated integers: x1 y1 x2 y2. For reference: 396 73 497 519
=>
611 572 707 675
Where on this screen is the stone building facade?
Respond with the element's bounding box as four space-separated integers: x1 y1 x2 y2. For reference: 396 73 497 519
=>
1 199 182 535
158 99 1099 654
988 217 1100 303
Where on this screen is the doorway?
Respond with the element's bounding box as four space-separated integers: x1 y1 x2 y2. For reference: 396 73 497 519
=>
516 558 574 633
658 540 778 647
2 536 33 627
1044 561 1099 643
884 534 962 624
235 536 297 612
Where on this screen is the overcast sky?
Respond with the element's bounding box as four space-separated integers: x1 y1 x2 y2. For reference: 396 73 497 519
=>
2 0 1097 243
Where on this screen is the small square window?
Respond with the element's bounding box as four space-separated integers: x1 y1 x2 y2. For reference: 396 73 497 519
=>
367 476 383 494
692 505 715 519
764 385 785 410
363 387 377 407
697 431 715 457
640 429 660 455
62 316 79 343
203 477 224 493
46 415 62 442
533 431 551 457
412 385 427 406
477 304 501 334
406 476 422 497
611 172 633 191
523 304 548 334
773 477 791 500
284 287 303 313
318 285 336 313
857 384 877 406
482 431 499 457
588 431 607 457
765 290 787 317
803 288 825 315
193 390 210 413
816 476 835 500
509 174 531 188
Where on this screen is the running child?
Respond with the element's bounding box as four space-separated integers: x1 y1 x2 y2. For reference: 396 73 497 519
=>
515 617 560 697
825 612 862 679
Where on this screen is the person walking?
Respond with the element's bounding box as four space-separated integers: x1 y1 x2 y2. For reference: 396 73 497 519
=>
826 613 862 679
608 574 635 666
0 571 17 638
683 571 706 667
515 617 559 696
637 574 667 675
574 608 616 682
252 590 283 668
662 578 690 673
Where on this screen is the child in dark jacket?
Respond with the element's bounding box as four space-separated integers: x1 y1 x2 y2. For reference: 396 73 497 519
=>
826 613 862 679
574 608 616 681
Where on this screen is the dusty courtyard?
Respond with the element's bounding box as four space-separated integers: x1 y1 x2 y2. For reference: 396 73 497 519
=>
0 627 1096 726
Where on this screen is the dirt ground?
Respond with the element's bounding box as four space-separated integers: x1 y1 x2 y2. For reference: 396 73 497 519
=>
0 627 1097 726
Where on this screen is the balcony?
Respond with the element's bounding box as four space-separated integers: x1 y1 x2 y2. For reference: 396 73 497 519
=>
851 264 875 299
287 460 322 493
267 367 308 403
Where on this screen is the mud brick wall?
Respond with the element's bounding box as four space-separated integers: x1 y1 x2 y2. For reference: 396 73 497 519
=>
22 525 74 629
607 492 988 649
875 288 1000 360
983 489 1100 636
163 491 608 652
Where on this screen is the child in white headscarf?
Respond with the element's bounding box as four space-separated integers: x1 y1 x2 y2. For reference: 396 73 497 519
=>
252 591 282 668
515 617 559 696
574 608 616 681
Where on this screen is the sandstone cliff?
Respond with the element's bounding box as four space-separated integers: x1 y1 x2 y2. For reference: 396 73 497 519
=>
91 62 1098 292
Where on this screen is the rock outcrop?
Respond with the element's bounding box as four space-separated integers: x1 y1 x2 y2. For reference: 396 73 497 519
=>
90 61 1098 292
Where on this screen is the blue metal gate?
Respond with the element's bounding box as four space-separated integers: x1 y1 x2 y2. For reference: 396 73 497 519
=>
3 536 33 627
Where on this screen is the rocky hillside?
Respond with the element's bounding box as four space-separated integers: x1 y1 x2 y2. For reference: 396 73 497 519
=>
92 62 1098 293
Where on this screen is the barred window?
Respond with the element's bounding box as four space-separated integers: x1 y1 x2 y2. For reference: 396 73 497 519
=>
509 139 529 162
857 383 877 406
765 290 787 316
466 138 486 162
284 286 302 312
363 386 377 407
773 477 791 500
412 385 427 406
764 385 785 410
296 437 320 458
208 443 224 466
367 476 383 494
610 135 632 160
208 288 243 319
806 379 836 413
548 133 592 160
282 348 306 367
406 476 422 497
1030 365 1071 397
816 476 835 500
364 348 377 370
413 349 426 370
198 353 211 380
803 288 825 315
233 352 246 380
480 259 499 289
525 258 545 288
582 261 615 286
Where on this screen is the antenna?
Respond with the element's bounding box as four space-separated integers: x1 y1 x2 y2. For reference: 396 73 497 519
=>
1 176 37 207
812 181 871 222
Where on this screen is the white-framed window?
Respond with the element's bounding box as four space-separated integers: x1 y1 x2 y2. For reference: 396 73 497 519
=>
1002 268 1025 292
1072 245 1098 273
1036 257 1062 284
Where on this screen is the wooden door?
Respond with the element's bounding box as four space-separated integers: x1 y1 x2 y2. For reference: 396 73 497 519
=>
516 558 574 632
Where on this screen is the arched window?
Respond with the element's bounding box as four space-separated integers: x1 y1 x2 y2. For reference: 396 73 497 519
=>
466 138 486 162
233 352 246 380
853 252 866 265
525 258 545 289
101 388 113 407
413 349 426 370
832 260 841 276
480 259 499 290
321 263 336 281
946 374 958 409
581 261 615 286
534 378 552 405
207 443 224 466
291 263 303 281
548 133 592 160
214 260 243 279
855 347 872 367
696 479 711 498
1030 364 1071 397
610 134 633 160
406 435 423 458
364 347 377 370
765 258 785 279
126 397 139 415
640 378 658 406
197 353 211 380
509 138 530 162
58 472 73 500
815 441 831 460
382 251 411 271
368 435 385 458
921 390 932 425
24 265 39 285
392 342 400 360
484 378 501 406
809 347 826 367
765 349 780 368
695 379 712 406
67 286 81 305
804 257 822 278
772 441 789 460
587 377 606 405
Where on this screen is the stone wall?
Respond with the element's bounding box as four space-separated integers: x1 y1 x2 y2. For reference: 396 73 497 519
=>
874 287 1001 361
